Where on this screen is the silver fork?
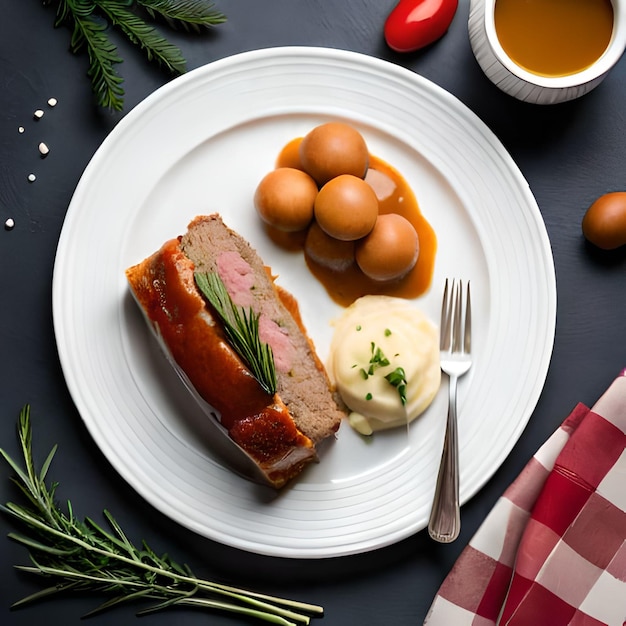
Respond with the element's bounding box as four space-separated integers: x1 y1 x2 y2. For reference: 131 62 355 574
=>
428 279 472 543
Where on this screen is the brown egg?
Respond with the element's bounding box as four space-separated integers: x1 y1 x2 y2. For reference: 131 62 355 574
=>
314 174 379 241
304 221 356 272
299 122 369 185
355 214 420 281
582 192 626 250
254 167 318 232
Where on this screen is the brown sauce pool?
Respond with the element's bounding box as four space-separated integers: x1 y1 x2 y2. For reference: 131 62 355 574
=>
265 138 437 307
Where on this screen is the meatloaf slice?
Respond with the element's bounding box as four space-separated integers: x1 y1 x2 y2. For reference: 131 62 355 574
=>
126 214 344 488
180 214 345 444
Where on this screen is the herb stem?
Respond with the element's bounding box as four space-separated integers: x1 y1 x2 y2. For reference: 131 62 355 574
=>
4 509 316 621
14 565 310 625
1 405 322 623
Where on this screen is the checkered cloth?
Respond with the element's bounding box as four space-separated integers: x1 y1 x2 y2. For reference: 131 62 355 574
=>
424 370 626 626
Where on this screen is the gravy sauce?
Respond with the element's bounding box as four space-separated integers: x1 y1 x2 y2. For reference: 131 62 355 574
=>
270 140 437 307
495 0 614 77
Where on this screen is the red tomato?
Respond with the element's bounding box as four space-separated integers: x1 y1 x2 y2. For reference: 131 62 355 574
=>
384 0 459 52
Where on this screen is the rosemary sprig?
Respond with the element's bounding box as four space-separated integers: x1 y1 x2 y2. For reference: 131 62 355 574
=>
194 272 278 396
1 405 322 624
43 0 226 111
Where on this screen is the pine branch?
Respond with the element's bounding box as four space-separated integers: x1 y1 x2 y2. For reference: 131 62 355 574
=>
96 0 187 74
80 19 126 111
137 0 226 32
54 0 126 110
40 0 226 111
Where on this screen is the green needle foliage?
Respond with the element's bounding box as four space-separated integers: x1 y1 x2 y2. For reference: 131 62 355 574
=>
138 0 226 31
195 271 278 396
43 0 226 111
0 405 323 624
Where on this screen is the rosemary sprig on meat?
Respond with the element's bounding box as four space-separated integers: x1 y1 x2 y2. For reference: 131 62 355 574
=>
195 271 278 396
42 0 226 111
0 405 321 624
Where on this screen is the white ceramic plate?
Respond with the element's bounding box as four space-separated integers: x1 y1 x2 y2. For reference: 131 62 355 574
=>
53 47 556 558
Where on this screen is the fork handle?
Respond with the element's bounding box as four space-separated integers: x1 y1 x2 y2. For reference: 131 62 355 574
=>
428 374 461 543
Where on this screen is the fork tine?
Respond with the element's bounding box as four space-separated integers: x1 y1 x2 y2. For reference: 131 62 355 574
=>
452 280 463 353
464 281 471 354
440 279 452 351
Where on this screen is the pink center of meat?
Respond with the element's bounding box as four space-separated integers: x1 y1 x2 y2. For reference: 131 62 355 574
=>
258 316 292 372
217 251 293 372
216 251 255 307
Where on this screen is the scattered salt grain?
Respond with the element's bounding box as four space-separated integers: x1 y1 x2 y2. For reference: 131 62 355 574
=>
4 218 15 231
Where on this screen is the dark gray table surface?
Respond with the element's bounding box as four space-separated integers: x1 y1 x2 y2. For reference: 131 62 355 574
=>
2 1 626 625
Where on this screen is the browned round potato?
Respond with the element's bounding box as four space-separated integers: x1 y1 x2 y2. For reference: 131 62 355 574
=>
355 214 419 281
299 122 369 185
314 174 378 241
254 168 318 232
304 220 356 271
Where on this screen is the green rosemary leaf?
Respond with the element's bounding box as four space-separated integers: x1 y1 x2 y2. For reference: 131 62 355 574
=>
81 588 155 617
134 593 191 615
38 445 57 484
138 0 227 31
84 515 127 552
1 406 322 623
101 508 138 556
0 448 30 492
9 578 82 608
7 531 76 556
194 272 278 396
96 0 187 74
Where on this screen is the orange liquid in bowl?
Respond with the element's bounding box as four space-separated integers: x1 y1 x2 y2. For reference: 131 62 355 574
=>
494 0 614 77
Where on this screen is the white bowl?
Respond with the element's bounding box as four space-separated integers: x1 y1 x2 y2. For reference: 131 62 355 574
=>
468 0 626 103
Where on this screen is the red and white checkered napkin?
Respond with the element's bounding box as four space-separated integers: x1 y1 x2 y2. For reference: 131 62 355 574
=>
424 370 626 626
